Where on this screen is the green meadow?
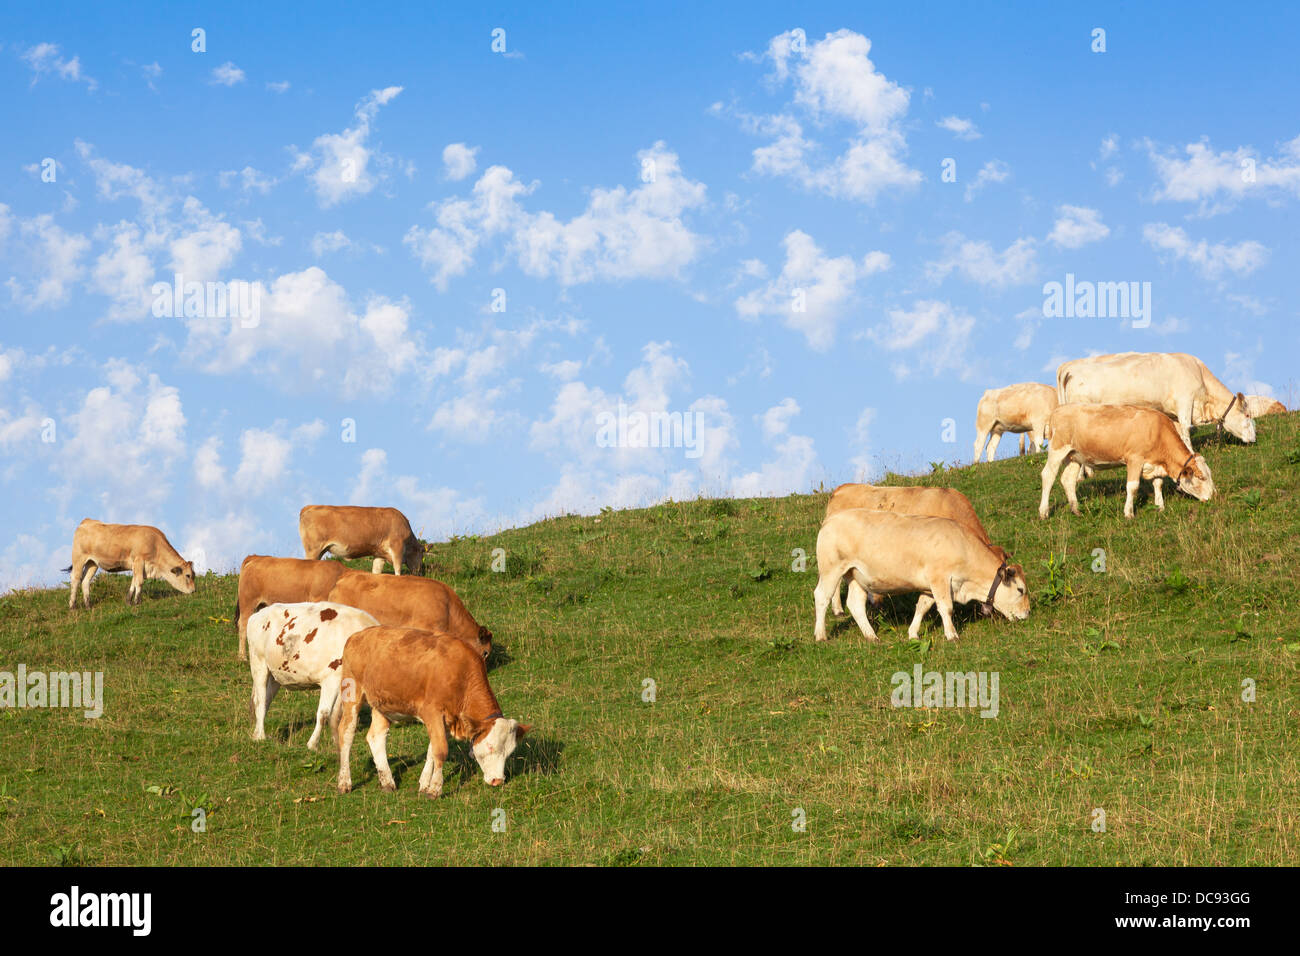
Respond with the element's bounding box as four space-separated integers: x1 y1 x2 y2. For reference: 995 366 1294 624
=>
1 413 1297 866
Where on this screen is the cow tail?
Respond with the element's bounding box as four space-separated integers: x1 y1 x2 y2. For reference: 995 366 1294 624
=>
233 597 240 631
60 565 73 573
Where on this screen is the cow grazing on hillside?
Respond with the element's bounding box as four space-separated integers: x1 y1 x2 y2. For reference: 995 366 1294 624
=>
336 625 530 797
1244 395 1288 417
814 510 1029 644
299 505 425 576
822 483 1008 615
1056 351 1255 446
235 555 348 660
246 601 379 750
326 571 492 660
1038 404 1214 519
972 382 1059 462
67 519 195 609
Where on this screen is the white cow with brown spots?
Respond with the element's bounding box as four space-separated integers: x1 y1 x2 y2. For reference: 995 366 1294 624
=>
814 510 1030 643
247 601 379 750
1038 404 1215 519
66 519 196 609
973 382 1059 462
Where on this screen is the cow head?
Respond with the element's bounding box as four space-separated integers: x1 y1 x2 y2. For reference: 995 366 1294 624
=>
476 625 493 660
167 560 197 594
471 717 530 787
988 563 1030 622
403 537 427 576
1225 392 1256 443
1176 454 1215 502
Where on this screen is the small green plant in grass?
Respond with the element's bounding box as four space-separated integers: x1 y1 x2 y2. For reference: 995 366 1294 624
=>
929 461 945 474
748 560 773 582
1162 567 1192 595
1285 447 1300 465
981 826 1020 866
143 783 177 797
767 633 796 652
52 843 86 866
1237 488 1262 511
1040 553 1073 603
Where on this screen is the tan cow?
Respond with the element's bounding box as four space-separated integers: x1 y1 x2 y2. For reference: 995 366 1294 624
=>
336 625 530 797
299 505 424 575
1039 404 1214 519
973 383 1059 462
326 570 492 660
823 483 1008 614
1057 352 1255 445
814 510 1029 643
235 555 348 660
66 519 195 609
1244 395 1288 417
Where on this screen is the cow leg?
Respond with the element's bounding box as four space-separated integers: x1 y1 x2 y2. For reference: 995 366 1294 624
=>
1018 433 1026 456
1123 459 1142 519
249 652 271 740
844 576 880 642
930 585 960 641
370 557 385 574
310 675 341 751
1060 460 1084 516
365 711 396 792
419 715 449 798
907 595 936 640
128 558 145 605
1039 447 1070 518
813 566 842 642
986 427 1003 462
1153 477 1165 512
80 561 98 607
831 573 846 615
336 689 364 794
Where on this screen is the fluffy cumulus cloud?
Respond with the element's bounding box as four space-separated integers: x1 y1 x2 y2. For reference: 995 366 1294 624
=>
21 42 97 90
1048 205 1110 248
210 61 246 86
964 160 1010 202
442 142 479 181
729 398 819 498
737 28 922 203
295 86 404 207
4 214 90 309
1147 135 1300 211
406 141 707 289
936 115 980 140
1142 223 1269 279
866 299 976 381
734 229 890 350
349 448 486 539
926 231 1037 288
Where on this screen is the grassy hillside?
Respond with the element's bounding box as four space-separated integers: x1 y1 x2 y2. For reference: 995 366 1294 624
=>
2 413 1298 866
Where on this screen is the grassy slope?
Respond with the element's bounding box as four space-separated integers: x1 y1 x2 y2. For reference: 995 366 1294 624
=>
1 414 1297 866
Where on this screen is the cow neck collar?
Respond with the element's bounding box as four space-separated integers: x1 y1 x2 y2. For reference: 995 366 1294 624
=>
980 562 1007 616
1216 393 1237 439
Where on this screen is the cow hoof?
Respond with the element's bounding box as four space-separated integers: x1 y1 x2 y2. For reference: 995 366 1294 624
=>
866 636 881 644
380 781 396 793
337 783 351 794
420 787 442 800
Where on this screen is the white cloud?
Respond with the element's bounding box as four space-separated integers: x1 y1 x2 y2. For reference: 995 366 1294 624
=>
442 143 479 181
1147 135 1300 212
1048 205 1110 249
211 62 246 86
730 399 819 498
22 42 96 90
1142 223 1269 279
5 214 90 309
734 229 890 350
266 80 291 94
297 86 404 207
964 159 1010 202
866 299 977 380
937 115 980 140
926 231 1037 288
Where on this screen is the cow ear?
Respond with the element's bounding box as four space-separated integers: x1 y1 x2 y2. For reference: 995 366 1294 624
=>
171 566 182 575
516 723 531 738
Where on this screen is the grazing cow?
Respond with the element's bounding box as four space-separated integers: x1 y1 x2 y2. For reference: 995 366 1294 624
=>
1038 404 1214 519
814 510 1029 643
823 484 1008 615
66 519 195 609
1057 351 1255 446
1244 395 1288 417
326 570 492 660
336 625 530 797
973 383 1059 462
246 602 379 750
235 555 348 660
299 505 425 575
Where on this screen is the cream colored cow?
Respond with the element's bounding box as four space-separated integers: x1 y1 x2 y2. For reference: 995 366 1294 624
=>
1244 395 1287 417
973 383 1059 462
814 509 1029 644
66 519 196 609
1039 404 1214 519
1057 352 1255 445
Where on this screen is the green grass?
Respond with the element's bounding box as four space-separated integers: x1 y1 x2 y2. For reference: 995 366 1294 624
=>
2 414 1299 866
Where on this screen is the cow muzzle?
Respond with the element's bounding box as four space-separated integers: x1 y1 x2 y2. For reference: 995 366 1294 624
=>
487 777 504 787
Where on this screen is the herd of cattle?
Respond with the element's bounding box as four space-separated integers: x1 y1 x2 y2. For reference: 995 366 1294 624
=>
59 350 1288 795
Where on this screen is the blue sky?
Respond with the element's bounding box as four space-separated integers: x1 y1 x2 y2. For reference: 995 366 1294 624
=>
2 1 1297 590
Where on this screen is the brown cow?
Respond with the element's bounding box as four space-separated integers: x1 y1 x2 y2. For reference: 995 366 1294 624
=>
299 505 425 575
67 519 195 609
235 555 347 660
823 483 1008 614
814 509 1029 643
336 625 530 797
1039 404 1214 519
326 570 492 660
